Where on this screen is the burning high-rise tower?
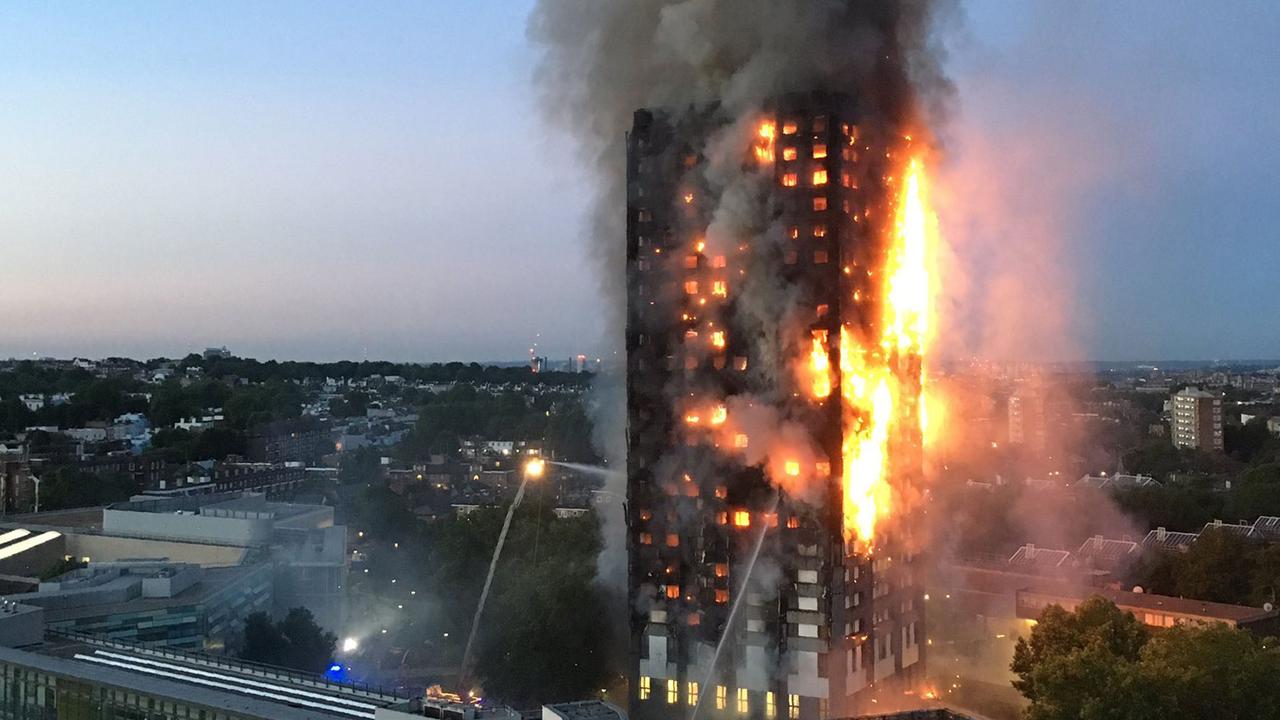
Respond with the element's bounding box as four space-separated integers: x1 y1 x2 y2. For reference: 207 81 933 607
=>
528 1 947 717
625 91 933 719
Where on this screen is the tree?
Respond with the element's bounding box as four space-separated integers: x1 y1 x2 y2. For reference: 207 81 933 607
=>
330 390 370 419
224 381 303 429
1013 598 1280 720
239 612 285 666
239 608 336 675
1226 417 1280 465
1137 623 1280 718
354 485 418 542
1012 597 1149 691
38 468 138 511
0 398 34 434
1172 528 1253 603
40 556 86 580
471 558 613 705
277 608 339 675
1251 544 1280 606
339 448 383 486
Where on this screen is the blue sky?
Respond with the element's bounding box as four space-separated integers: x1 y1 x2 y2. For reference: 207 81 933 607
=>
1 1 1276 361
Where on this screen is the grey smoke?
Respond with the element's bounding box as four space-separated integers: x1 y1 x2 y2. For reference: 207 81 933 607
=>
529 0 954 571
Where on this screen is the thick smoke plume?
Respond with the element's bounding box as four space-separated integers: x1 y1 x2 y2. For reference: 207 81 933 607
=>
530 0 954 583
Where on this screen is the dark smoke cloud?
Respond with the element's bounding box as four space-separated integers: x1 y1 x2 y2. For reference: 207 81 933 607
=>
529 0 957 588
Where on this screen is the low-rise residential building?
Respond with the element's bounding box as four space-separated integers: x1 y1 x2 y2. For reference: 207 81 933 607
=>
1141 526 1200 552
1016 586 1280 635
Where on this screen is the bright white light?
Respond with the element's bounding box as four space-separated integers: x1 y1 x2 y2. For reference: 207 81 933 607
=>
342 637 359 653
0 529 32 547
75 653 375 718
0 531 60 560
88 651 377 711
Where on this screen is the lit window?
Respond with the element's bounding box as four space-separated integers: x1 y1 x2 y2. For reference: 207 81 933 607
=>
782 147 798 161
815 461 831 475
684 280 699 294
814 251 829 265
788 694 800 719
782 121 798 135
715 485 728 499
684 255 698 269
715 588 729 604
813 225 827 238
712 280 727 297
782 173 798 187
666 585 680 600
711 255 727 268
668 679 679 704
716 686 727 710
639 532 652 545
767 692 777 718
812 144 827 159
788 225 800 239
812 197 827 211
787 516 800 529
737 688 749 714
841 172 852 187
734 357 748 371
816 304 829 317
714 563 728 577
639 676 651 700
688 682 700 706
666 533 679 547
733 510 751 527
811 169 828 186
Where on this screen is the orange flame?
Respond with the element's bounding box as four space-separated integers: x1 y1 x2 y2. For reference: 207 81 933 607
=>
754 121 777 164
839 151 935 550
809 329 833 399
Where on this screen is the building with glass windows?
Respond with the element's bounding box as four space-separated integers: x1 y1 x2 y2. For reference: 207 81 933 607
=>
625 92 926 720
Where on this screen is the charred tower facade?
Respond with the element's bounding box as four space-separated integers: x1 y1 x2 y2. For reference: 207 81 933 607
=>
625 92 927 720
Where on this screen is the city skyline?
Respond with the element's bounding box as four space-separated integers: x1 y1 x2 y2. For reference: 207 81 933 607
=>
2 1 1277 362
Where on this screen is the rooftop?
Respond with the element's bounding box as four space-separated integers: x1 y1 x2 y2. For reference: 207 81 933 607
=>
1141 527 1200 550
1200 519 1259 540
1018 586 1279 625
1075 536 1140 565
543 701 625 720
1008 544 1071 570
1174 386 1219 399
20 563 268 624
1 632 408 720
